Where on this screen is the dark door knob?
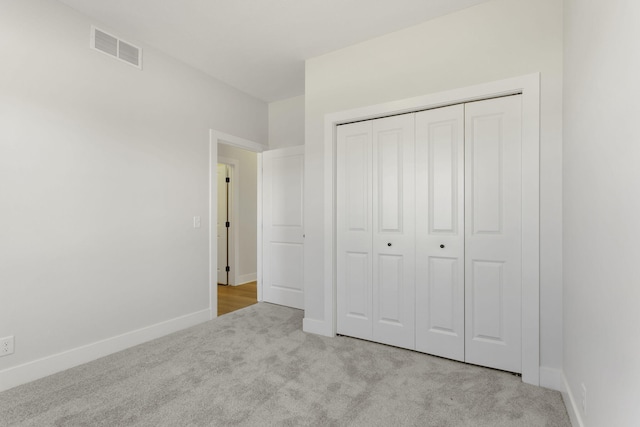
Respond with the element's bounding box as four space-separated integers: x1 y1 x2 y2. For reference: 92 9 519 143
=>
440 244 445 248
387 243 392 247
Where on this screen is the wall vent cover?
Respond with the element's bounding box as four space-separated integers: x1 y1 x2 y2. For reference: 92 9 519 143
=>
91 26 142 70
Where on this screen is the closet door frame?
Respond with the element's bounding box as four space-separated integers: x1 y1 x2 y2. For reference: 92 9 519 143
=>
321 73 540 386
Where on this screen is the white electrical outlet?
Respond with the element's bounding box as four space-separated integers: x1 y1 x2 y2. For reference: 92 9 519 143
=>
193 216 201 228
0 336 14 357
581 383 587 415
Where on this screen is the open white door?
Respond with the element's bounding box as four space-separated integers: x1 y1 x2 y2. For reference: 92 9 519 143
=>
262 146 305 309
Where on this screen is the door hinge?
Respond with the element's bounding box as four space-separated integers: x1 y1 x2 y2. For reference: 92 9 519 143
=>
225 177 230 183
225 221 230 227
225 266 230 272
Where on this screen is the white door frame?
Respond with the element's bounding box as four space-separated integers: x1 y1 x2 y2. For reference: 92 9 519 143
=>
209 130 265 318
322 73 540 385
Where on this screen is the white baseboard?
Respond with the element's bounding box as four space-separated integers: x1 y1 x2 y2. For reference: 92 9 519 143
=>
562 372 585 427
303 317 333 337
235 273 257 286
539 366 565 391
0 308 212 392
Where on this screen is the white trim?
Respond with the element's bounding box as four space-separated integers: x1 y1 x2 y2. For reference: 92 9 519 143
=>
519 76 541 386
257 154 263 302
539 367 565 392
218 157 240 286
0 308 210 392
210 130 266 153
314 73 541 385
236 273 257 286
209 130 266 314
303 317 332 336
562 373 585 427
209 133 218 319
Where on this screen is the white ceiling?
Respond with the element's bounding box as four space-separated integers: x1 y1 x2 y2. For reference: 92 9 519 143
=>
59 0 489 102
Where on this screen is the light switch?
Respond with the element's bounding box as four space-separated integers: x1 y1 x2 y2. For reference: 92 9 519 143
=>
193 216 201 228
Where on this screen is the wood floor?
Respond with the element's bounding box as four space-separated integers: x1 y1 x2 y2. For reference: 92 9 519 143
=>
217 281 257 316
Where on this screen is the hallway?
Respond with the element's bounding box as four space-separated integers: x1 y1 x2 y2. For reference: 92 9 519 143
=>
218 281 257 316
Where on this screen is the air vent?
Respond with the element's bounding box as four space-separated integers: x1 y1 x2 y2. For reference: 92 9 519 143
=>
91 26 142 70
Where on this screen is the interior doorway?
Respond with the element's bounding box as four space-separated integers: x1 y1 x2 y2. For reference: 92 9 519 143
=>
216 143 259 315
210 130 305 318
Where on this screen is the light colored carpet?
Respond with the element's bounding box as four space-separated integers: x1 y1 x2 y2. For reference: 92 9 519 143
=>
0 303 570 426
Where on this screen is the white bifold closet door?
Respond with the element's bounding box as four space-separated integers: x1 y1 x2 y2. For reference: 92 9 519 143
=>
414 97 523 372
337 95 523 374
464 96 522 373
336 121 373 340
415 104 465 362
337 114 415 349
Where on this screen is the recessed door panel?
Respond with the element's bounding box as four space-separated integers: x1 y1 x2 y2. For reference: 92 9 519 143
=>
346 134 370 232
428 257 458 333
470 260 504 341
372 114 415 349
471 115 503 235
430 123 458 233
465 95 522 373
269 242 304 295
378 131 402 232
345 252 369 319
271 156 303 228
377 254 403 324
415 105 465 362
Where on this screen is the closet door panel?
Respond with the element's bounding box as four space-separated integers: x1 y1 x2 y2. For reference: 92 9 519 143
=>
372 114 415 349
345 252 369 319
337 122 373 340
378 134 402 231
415 105 465 361
465 95 522 373
378 254 403 322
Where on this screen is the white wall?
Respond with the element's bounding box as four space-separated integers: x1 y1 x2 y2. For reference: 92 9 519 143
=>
563 0 640 425
304 0 563 375
268 95 305 149
0 0 267 388
218 144 258 285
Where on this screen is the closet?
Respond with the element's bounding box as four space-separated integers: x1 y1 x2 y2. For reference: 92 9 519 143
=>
336 95 523 373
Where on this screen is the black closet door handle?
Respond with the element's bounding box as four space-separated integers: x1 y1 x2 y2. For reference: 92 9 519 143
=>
440 244 445 249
